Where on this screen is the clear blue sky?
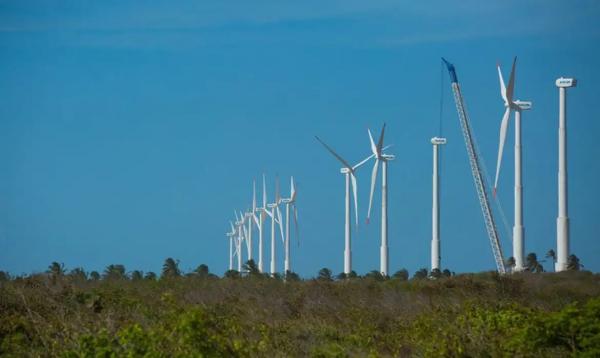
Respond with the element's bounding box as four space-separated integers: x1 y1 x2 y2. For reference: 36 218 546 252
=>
1 1 599 277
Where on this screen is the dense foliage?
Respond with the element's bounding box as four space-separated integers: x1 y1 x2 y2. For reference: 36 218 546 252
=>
1 263 599 357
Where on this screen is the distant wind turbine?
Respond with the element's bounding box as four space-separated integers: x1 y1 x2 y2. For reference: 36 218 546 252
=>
280 177 299 275
226 221 236 271
366 124 395 276
315 135 375 275
265 176 284 276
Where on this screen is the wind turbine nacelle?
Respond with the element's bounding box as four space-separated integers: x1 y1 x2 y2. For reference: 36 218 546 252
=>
514 100 532 110
556 77 577 88
340 168 351 174
431 137 447 145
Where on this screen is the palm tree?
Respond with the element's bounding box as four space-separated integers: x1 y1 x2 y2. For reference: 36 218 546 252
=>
161 258 181 279
47 262 65 277
525 253 544 273
392 269 409 281
130 270 143 281
567 254 583 271
104 264 127 280
546 249 556 263
317 268 333 281
243 259 260 276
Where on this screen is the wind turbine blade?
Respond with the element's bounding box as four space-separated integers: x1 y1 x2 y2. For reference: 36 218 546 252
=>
242 222 248 240
230 221 235 233
368 129 378 156
352 153 375 170
252 212 259 227
315 136 354 171
350 173 359 227
265 207 274 219
376 123 386 154
497 64 507 103
275 176 280 203
276 205 284 243
367 159 380 223
262 174 267 208
234 240 240 258
293 205 299 247
290 177 296 202
493 107 511 195
252 180 257 212
505 57 517 104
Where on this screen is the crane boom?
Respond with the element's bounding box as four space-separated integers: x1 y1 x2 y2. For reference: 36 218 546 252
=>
442 58 506 274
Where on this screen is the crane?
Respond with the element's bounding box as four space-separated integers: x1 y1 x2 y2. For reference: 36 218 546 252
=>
442 58 507 274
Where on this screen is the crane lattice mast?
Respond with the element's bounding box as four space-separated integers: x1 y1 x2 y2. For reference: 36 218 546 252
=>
442 58 506 274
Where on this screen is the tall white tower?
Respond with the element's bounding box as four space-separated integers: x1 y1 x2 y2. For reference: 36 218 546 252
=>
430 137 446 271
555 77 576 272
512 100 532 272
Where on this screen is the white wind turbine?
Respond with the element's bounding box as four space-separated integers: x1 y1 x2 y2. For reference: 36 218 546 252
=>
494 57 532 272
226 221 236 271
265 176 285 276
555 76 576 272
234 211 245 272
239 209 251 262
252 176 269 273
366 124 395 276
280 177 299 275
244 195 255 263
315 136 375 275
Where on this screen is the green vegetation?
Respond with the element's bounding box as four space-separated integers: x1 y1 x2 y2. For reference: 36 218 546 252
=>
0 259 599 357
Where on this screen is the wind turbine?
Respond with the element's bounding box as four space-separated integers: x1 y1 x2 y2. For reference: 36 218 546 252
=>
431 137 446 272
493 57 532 272
366 124 395 276
280 177 299 275
555 76 576 272
252 176 269 273
226 221 236 271
315 136 374 275
244 189 255 262
234 211 245 272
265 176 285 276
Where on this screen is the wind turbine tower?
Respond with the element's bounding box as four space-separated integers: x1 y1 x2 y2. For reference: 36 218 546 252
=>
253 176 269 273
555 77 577 272
234 211 245 272
226 222 236 271
512 99 532 271
431 137 446 272
281 177 299 275
266 177 284 276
